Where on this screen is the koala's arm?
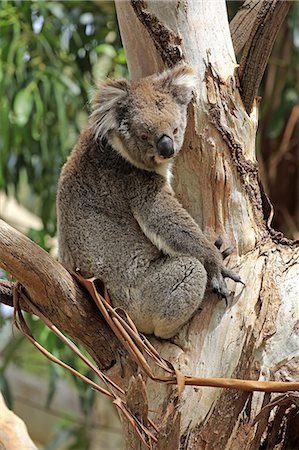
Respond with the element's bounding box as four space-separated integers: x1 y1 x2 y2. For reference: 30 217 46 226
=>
128 176 239 298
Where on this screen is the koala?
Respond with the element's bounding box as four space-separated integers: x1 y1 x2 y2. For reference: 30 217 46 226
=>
57 65 241 340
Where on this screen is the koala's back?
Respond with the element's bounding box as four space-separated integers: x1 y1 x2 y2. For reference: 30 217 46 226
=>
57 129 160 289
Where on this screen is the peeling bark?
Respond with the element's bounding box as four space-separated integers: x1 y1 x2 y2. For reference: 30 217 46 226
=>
131 0 183 67
1 1 298 448
0 280 14 308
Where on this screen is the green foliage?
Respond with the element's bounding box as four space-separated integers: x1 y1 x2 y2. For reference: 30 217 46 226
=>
0 0 127 236
1 2 297 449
0 370 13 408
44 423 90 450
0 333 24 408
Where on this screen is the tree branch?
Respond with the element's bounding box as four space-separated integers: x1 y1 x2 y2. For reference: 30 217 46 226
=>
0 279 14 308
230 0 263 55
0 219 123 369
0 280 39 316
238 0 292 114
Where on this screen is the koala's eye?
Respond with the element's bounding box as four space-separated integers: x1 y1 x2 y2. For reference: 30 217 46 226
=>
173 128 178 135
140 133 149 141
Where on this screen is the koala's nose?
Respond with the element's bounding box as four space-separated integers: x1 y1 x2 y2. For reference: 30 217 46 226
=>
156 135 174 158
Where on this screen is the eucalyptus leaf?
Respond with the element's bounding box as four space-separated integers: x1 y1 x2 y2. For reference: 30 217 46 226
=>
95 42 116 58
59 73 81 96
13 88 33 126
0 372 13 409
0 2 126 444
45 364 58 409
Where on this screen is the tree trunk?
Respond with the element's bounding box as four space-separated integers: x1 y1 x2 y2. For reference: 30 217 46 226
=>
113 1 299 448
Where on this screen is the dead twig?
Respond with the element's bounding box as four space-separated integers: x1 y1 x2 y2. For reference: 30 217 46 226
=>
76 274 299 394
12 282 158 449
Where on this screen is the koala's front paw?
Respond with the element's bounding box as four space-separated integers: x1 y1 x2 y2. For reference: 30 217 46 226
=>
208 237 244 303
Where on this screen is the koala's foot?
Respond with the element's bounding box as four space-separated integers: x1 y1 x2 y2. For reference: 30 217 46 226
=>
209 237 244 303
136 255 207 340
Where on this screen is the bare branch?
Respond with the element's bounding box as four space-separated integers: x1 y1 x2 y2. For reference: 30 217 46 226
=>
230 0 263 55
0 219 122 369
238 0 293 114
0 279 14 308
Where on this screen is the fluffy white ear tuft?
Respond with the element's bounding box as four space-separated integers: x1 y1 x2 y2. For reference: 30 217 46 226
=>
89 79 129 139
155 64 197 105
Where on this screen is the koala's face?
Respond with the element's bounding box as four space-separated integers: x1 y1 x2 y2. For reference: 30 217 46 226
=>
90 65 197 171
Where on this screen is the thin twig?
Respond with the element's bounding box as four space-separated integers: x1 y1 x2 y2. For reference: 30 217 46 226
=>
12 283 158 448
76 275 299 394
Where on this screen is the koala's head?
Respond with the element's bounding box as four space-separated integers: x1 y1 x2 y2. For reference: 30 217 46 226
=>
90 65 197 172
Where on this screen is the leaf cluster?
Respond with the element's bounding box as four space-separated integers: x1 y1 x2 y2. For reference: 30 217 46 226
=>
0 0 127 236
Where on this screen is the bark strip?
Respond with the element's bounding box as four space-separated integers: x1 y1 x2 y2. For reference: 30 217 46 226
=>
0 280 14 308
131 0 183 68
230 0 263 55
238 0 293 114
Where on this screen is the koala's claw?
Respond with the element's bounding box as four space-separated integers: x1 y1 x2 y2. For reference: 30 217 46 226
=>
213 237 245 286
222 268 245 285
211 275 229 303
221 246 235 260
214 236 223 250
210 238 245 306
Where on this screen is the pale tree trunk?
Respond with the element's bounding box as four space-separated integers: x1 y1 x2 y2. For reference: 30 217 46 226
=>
0 392 37 450
112 0 299 448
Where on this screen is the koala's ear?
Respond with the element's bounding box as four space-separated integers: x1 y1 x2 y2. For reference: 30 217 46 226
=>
89 79 129 139
155 65 197 105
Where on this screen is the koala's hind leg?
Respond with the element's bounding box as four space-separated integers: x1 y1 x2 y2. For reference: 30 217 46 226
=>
139 255 207 339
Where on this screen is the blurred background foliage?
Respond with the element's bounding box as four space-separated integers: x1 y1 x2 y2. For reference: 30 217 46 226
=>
0 1 298 449
0 0 126 238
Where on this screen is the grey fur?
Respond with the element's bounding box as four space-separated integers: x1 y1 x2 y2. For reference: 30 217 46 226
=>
57 65 239 339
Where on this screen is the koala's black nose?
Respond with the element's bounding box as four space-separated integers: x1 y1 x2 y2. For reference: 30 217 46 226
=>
157 135 174 158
